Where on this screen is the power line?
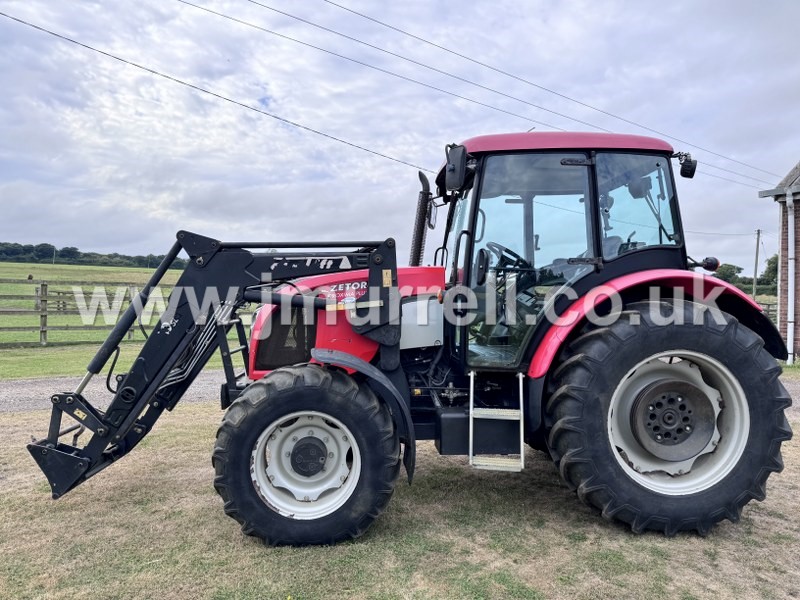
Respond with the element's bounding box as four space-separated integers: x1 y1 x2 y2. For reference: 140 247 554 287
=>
321 0 782 180
174 0 565 132
684 229 758 236
0 11 435 173
182 0 771 191
245 0 775 187
239 0 607 132
695 163 772 186
697 171 761 189
0 11 770 195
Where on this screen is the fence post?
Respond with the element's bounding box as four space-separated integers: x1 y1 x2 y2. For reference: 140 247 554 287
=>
40 282 48 346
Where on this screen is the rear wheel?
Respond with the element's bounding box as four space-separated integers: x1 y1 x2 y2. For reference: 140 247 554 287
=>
545 301 792 534
213 364 400 545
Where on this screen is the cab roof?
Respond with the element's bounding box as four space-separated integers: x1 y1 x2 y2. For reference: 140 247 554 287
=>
461 132 674 154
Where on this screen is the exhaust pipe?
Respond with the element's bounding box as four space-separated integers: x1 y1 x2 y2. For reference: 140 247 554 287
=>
409 171 432 266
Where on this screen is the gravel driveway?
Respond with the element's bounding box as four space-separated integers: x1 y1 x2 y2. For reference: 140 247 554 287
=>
2 370 797 420
0 370 226 413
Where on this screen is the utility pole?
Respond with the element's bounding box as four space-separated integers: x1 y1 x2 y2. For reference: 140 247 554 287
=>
752 229 761 299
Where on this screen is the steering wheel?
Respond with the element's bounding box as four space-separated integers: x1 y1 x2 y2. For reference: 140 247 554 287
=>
485 242 529 270
471 243 537 347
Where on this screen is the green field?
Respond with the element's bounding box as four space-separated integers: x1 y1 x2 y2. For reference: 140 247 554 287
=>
0 262 183 346
0 261 243 376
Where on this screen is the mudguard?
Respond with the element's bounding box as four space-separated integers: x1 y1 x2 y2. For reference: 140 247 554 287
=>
311 348 416 483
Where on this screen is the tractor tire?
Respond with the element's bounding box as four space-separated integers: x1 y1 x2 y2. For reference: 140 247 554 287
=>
212 364 400 545
545 300 792 535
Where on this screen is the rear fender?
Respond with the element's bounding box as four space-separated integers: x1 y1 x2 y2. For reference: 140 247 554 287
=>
528 269 787 380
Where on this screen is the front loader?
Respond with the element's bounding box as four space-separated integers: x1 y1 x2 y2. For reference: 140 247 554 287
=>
30 132 792 544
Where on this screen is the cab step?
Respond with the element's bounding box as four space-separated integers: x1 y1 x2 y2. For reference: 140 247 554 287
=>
468 371 525 472
471 456 523 472
472 407 521 420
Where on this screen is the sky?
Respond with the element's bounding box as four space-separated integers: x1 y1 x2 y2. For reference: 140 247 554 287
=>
1 0 798 275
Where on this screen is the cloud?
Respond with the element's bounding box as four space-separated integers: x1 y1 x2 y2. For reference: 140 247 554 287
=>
1 0 798 276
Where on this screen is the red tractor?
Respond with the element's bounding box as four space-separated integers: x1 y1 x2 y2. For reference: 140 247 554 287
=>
30 132 792 544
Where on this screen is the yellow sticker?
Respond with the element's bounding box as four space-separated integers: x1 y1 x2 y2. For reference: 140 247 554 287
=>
74 409 87 421
382 269 392 287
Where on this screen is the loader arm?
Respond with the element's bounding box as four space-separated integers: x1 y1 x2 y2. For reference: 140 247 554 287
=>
28 230 400 498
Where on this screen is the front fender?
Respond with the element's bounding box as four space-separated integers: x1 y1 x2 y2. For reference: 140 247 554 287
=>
310 348 416 483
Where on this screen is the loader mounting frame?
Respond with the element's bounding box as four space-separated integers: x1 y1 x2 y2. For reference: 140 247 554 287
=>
28 230 402 498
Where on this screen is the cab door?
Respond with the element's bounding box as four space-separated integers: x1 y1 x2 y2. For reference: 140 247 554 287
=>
466 152 594 369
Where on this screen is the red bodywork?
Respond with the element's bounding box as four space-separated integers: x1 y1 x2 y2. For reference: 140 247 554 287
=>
460 132 674 154
527 269 762 378
249 266 445 380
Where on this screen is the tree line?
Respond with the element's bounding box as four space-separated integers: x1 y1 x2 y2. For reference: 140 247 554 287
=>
714 254 778 296
0 242 188 270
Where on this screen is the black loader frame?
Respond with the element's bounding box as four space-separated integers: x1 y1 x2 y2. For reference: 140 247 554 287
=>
28 230 411 498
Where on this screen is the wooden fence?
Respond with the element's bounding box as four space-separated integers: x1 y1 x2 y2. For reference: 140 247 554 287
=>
0 278 170 347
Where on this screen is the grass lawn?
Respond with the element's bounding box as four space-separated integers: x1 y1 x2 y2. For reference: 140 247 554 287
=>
0 404 797 599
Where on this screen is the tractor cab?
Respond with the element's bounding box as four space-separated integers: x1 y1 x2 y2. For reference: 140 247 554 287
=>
425 132 692 371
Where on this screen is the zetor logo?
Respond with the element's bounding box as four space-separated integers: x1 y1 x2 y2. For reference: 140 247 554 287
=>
325 281 368 301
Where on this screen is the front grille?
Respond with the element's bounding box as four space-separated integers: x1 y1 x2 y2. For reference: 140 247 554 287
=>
253 307 316 371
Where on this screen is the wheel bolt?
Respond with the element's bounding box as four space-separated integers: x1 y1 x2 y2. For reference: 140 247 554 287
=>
656 435 662 441
648 405 654 411
308 430 314 436
342 436 348 442
328 452 334 458
685 426 692 432
292 436 298 442
285 452 291 457
323 437 329 443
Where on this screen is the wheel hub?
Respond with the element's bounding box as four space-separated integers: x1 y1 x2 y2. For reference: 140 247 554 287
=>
291 436 328 477
631 380 716 462
252 412 359 517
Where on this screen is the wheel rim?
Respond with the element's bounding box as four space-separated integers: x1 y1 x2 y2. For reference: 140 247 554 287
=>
608 350 750 495
251 411 361 519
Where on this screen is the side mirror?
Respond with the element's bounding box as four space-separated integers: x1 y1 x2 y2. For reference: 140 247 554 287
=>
445 144 467 191
680 157 697 179
426 202 437 229
475 248 490 286
674 152 697 179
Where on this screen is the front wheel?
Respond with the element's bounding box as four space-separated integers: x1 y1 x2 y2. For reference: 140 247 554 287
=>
545 301 792 535
213 364 400 545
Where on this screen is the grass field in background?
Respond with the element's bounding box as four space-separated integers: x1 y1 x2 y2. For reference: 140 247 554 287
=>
0 262 182 346
0 261 183 285
0 404 797 599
